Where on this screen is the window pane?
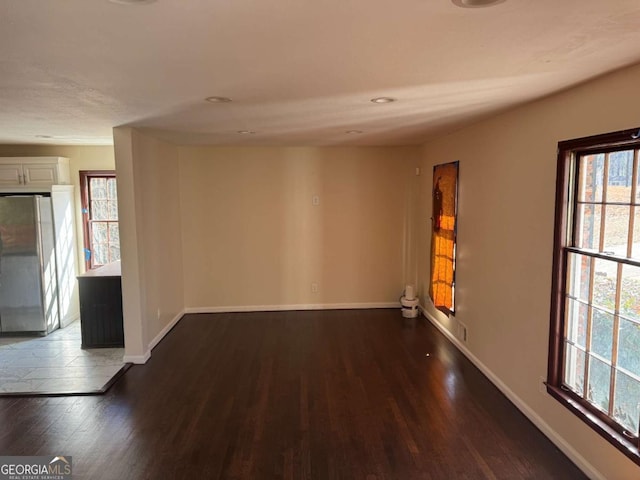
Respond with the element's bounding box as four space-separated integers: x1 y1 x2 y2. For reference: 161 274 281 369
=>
613 369 640 434
107 178 117 200
578 154 604 203
591 307 614 361
576 204 602 250
565 299 588 348
107 200 118 221
564 342 586 396
637 158 640 203
109 244 120 263
108 223 120 245
618 318 640 377
592 258 618 312
607 150 634 201
91 222 107 245
602 205 630 256
632 208 640 260
91 200 108 221
620 264 640 323
89 178 107 200
637 160 640 203
588 355 611 413
567 253 591 301
93 243 108 266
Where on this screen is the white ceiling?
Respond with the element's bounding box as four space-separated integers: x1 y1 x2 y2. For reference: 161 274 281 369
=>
2 0 640 146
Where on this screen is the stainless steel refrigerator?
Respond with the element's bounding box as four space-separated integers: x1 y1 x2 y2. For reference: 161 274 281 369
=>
0 195 60 334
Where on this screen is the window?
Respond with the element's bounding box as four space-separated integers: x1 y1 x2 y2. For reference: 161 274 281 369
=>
548 127 640 464
429 161 459 315
79 171 120 270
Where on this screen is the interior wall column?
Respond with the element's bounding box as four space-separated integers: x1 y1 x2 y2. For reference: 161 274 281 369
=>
113 127 149 363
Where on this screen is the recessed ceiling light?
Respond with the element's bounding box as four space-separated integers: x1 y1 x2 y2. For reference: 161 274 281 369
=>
35 135 53 139
452 0 506 8
371 97 397 104
109 0 157 5
237 130 256 134
345 130 363 134
205 96 232 103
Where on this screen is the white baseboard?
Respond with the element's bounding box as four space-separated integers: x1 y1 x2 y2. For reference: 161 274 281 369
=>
148 310 185 351
184 302 400 314
123 350 151 364
418 305 604 480
123 310 185 364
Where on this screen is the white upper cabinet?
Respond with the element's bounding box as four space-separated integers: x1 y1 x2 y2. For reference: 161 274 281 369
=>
0 157 70 191
0 164 23 185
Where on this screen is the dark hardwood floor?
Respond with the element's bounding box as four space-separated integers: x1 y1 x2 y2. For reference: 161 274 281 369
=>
0 309 586 479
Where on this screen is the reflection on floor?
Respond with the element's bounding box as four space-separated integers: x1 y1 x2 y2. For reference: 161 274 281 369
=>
0 320 126 395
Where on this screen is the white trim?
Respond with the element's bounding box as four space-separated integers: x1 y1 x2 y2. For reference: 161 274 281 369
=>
148 310 185 351
123 351 151 364
419 305 605 480
184 302 400 314
60 313 80 329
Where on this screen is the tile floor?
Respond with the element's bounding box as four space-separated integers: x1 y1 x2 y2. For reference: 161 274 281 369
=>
0 320 125 394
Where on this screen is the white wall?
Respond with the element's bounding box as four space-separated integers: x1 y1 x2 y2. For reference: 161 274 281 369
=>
418 63 640 480
178 146 419 310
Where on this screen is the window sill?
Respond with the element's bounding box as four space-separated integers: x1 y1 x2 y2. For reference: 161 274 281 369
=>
546 384 640 467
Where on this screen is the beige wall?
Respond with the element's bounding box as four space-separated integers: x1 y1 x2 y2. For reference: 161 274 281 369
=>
418 63 640 479
133 131 184 346
0 145 115 272
178 146 419 309
114 128 185 360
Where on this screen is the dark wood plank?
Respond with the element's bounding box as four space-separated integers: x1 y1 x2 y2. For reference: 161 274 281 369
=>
0 309 587 479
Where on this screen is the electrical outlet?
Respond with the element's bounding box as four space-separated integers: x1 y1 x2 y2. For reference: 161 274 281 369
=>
311 282 318 293
157 308 161 320
312 195 320 206
539 376 547 394
459 323 468 343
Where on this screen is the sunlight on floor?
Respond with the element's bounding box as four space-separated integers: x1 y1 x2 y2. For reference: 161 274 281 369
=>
0 320 125 394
